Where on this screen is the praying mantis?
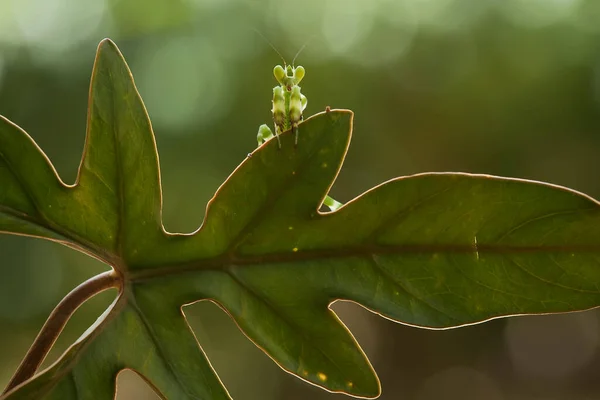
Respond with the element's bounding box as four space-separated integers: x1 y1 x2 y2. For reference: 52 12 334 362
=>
256 64 306 148
255 43 342 211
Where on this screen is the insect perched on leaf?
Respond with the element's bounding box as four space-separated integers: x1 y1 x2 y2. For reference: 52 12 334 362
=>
255 38 342 212
257 42 308 148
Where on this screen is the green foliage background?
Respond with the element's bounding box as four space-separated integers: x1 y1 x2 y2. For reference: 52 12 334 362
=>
2 0 600 398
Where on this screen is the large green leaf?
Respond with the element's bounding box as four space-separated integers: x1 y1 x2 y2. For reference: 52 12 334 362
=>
2 39 600 399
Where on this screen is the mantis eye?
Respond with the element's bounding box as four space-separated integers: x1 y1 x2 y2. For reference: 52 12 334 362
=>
273 65 286 84
294 66 305 84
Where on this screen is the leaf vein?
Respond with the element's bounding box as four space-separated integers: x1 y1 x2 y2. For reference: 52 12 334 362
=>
127 295 195 398
364 254 460 322
494 208 594 244
507 256 600 294
364 186 454 243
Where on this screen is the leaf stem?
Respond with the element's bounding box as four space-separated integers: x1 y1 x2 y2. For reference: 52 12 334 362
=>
2 270 121 395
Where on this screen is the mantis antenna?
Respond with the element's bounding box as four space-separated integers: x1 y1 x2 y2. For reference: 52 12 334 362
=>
291 34 316 66
253 28 315 67
252 28 287 66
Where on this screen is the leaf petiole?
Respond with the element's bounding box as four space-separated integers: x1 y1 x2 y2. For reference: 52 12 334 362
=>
2 270 120 395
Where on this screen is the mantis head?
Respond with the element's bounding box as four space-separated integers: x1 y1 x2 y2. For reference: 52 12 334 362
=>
273 64 305 89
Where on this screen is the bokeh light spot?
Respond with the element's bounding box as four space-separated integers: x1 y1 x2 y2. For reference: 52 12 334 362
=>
505 312 599 379
411 0 454 26
14 0 106 54
501 0 582 28
321 0 376 56
415 366 503 400
184 0 235 10
133 36 230 133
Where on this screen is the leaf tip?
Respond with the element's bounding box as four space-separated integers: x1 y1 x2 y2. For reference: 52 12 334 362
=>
351 372 381 399
97 37 118 50
95 38 127 65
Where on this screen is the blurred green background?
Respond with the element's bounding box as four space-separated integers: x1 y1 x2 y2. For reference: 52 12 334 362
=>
2 0 600 398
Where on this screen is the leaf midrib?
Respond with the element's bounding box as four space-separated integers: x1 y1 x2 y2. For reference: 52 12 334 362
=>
127 242 600 282
127 290 196 399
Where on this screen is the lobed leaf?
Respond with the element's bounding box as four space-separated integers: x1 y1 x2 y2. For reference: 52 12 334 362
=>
2 39 600 399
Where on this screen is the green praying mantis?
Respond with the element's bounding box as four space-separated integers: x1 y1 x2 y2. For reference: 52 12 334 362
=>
256 64 306 148
255 42 342 211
